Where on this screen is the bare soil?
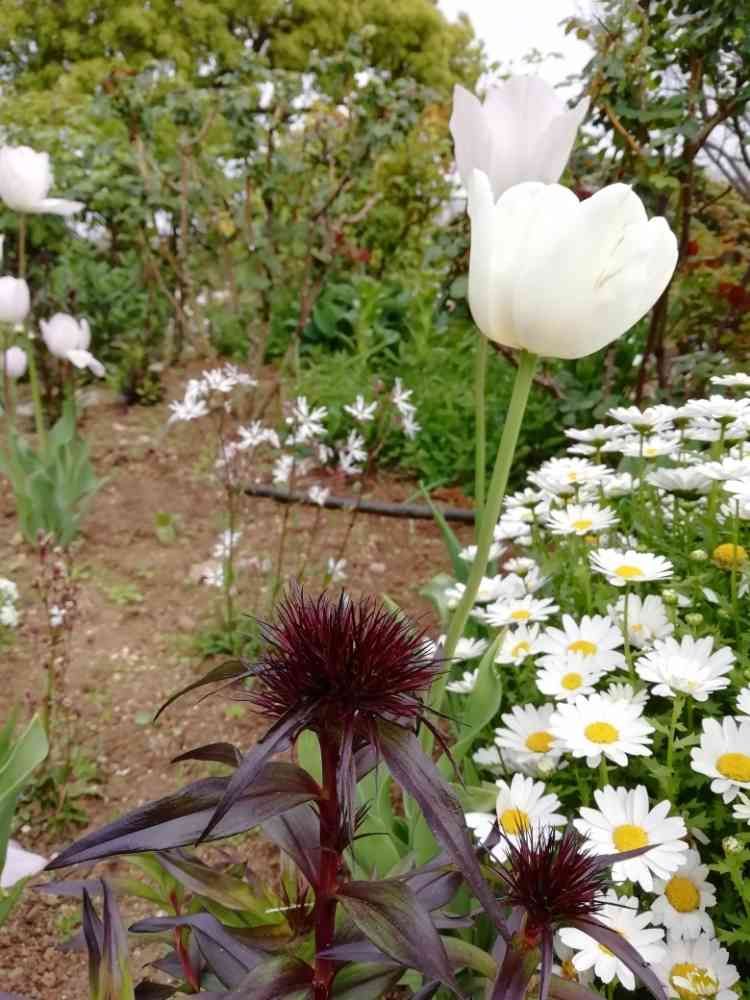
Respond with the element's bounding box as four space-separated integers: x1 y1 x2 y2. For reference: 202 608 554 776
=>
0 368 471 998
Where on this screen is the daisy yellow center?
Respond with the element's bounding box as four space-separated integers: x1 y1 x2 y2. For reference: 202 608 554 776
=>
511 609 531 621
567 472 579 482
670 963 719 1000
644 447 658 457
512 641 530 657
665 876 700 913
713 542 748 569
568 639 598 656
499 808 530 835
612 824 649 852
615 564 644 579
584 721 619 744
525 730 554 753
716 752 750 782
562 672 583 691
573 518 593 531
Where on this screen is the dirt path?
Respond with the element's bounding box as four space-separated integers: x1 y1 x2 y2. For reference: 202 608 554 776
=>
0 372 471 998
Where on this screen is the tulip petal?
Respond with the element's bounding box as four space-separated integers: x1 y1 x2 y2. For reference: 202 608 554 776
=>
37 198 85 216
67 349 106 377
1 840 47 889
449 86 490 191
533 97 590 185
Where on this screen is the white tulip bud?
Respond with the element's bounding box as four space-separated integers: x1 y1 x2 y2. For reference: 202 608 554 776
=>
0 146 84 216
467 177 678 360
450 77 589 200
41 313 88 357
3 346 27 379
0 840 47 889
0 276 30 324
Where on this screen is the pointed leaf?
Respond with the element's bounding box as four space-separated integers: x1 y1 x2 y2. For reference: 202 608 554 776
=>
335 879 461 995
412 984 440 1000
262 804 320 888
130 914 267 989
590 843 653 870
375 719 508 932
227 955 313 999
155 660 253 721
329 962 403 1000
172 743 242 768
404 864 462 912
135 982 177 999
82 889 103 998
540 930 554 1000
101 880 134 998
48 764 318 868
155 851 275 918
548 976 607 1000
201 706 313 842
567 917 666 1000
421 489 467 582
447 632 503 766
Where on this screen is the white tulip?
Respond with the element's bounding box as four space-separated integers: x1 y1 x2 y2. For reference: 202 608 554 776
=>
1 839 47 889
3 345 27 379
467 174 678 360
41 313 105 377
450 77 589 200
0 146 84 216
0 276 30 324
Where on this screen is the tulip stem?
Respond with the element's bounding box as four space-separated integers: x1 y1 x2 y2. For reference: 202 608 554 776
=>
15 214 47 448
474 335 488 522
435 349 538 710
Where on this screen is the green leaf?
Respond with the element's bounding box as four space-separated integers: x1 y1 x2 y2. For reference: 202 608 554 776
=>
445 632 503 767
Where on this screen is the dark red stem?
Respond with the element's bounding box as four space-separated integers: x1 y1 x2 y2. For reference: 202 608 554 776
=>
170 891 201 993
312 736 341 1000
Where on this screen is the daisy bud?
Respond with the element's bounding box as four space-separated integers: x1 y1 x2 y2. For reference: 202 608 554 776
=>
689 549 709 562
685 613 704 628
662 589 679 606
723 835 742 855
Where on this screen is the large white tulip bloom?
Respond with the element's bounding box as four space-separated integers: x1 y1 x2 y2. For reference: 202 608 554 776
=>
0 146 84 216
0 276 30 324
467 174 678 360
450 77 589 200
4 346 27 379
1 839 47 889
41 313 105 377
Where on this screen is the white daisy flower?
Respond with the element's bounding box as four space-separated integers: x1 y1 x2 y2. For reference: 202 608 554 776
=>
472 745 501 769
529 457 611 496
731 792 750 824
574 785 688 890
446 669 478 694
608 403 676 432
493 517 532 544
601 682 649 710
608 594 674 648
654 933 739 1000
449 573 525 610
589 548 673 587
680 395 750 423
494 704 564 776
503 556 538 576
559 889 665 990
607 433 680 459
565 423 629 445
711 372 750 388
635 635 734 702
685 416 749 443
537 614 625 671
647 467 712 495
482 594 559 627
601 471 641 498
724 477 750 502
545 502 619 537
651 849 716 940
736 686 750 717
466 773 565 862
444 636 489 661
698 457 750 482
691 716 750 803
536 655 607 701
495 624 542 666
550 694 654 768
458 542 504 563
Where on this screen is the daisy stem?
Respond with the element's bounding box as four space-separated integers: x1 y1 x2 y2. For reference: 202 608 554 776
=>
622 587 634 681
436 350 538 718
598 757 610 789
665 694 685 801
731 503 740 637
474 334 488 522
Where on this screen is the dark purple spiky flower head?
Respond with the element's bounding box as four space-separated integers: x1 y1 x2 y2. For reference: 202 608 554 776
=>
488 825 667 1000
249 588 442 738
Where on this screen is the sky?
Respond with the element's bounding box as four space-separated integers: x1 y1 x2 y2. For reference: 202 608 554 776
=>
437 0 596 91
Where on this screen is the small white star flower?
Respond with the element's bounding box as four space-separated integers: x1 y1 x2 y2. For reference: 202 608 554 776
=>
344 394 378 422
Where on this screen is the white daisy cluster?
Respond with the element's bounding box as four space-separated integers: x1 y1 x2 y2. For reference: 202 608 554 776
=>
0 577 19 629
439 374 750 992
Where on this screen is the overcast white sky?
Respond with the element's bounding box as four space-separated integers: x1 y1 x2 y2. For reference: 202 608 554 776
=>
437 0 596 90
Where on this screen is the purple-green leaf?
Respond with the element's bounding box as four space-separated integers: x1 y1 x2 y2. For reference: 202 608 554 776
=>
262 803 320 888
567 917 666 1000
329 962 403 999
48 763 318 868
155 660 253 720
130 914 267 989
226 955 313 999
172 743 242 768
200 706 313 842
335 879 462 996
134 983 177 999
548 977 608 1000
154 851 276 918
375 719 508 932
